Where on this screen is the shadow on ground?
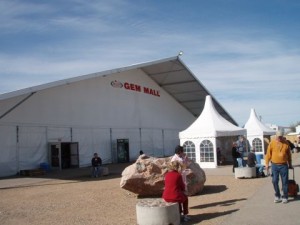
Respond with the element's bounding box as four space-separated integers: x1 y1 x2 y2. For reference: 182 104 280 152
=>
200 184 228 195
185 209 239 225
0 163 132 190
186 198 247 224
191 198 247 210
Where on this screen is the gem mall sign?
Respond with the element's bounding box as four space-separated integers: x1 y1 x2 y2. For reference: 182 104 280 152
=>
111 80 160 97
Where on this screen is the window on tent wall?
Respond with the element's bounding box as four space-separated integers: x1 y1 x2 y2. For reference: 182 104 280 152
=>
183 141 196 162
200 140 214 162
252 138 263 153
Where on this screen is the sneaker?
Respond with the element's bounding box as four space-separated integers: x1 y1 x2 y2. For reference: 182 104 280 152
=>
282 198 288 204
274 197 281 203
183 215 191 222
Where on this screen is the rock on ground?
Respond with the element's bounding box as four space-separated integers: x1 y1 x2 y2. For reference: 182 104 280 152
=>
120 155 206 196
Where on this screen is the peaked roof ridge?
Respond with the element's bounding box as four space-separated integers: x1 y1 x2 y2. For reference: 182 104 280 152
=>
0 56 179 101
245 108 276 136
202 95 236 128
0 56 238 125
179 95 246 138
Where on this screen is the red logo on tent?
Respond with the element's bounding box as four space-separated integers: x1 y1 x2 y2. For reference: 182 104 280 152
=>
111 80 160 97
111 80 123 88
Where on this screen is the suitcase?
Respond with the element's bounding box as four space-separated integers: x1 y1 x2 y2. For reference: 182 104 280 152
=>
288 168 299 197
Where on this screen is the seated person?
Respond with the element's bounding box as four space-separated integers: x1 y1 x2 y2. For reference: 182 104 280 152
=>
91 153 102 177
247 149 265 177
236 136 246 167
162 160 190 222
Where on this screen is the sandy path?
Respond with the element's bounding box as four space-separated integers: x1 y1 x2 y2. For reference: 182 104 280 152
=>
0 163 268 225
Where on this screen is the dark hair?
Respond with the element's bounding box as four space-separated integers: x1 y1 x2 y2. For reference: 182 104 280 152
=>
175 145 183 154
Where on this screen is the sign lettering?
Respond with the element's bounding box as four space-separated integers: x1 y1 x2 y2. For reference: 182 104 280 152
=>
111 80 160 97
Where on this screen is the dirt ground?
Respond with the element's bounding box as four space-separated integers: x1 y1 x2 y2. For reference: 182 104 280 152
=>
0 163 268 225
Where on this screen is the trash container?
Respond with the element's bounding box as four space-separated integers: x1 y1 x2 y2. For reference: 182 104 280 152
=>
40 162 50 172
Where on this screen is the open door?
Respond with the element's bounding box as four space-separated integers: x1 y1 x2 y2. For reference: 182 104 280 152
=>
48 142 79 170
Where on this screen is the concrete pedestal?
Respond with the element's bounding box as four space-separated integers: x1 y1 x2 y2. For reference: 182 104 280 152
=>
102 167 109 176
235 167 256 179
136 198 180 225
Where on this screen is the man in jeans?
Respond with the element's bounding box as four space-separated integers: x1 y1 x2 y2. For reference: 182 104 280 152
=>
91 153 102 178
265 130 292 203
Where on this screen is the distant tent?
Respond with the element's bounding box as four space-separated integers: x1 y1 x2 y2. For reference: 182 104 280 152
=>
179 95 246 168
244 108 276 163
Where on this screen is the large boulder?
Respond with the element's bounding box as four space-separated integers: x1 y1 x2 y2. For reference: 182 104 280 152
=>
120 155 206 196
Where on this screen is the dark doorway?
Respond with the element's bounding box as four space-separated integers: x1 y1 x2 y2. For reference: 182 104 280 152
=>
61 143 71 169
49 142 79 170
117 139 129 163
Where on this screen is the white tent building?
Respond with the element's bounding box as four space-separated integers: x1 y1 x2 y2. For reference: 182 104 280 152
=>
179 95 246 168
0 56 238 177
244 108 276 163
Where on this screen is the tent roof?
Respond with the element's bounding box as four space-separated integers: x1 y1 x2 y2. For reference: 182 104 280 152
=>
0 56 237 125
179 95 246 138
244 108 276 136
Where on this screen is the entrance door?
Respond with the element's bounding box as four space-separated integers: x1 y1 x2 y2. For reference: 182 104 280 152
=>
70 143 79 168
49 143 61 169
117 139 129 163
48 142 79 170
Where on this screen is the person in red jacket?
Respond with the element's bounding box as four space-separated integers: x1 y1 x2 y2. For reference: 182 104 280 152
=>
162 160 190 222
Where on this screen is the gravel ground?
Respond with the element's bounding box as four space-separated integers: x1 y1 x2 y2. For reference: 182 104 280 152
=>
0 163 268 225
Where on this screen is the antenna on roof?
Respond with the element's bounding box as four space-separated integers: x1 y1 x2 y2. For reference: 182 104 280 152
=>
178 51 183 56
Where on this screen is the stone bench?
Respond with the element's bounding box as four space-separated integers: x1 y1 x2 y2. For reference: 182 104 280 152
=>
101 167 109 176
136 198 180 225
235 167 256 179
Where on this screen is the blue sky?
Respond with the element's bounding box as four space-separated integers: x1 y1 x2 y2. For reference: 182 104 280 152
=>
1 0 299 127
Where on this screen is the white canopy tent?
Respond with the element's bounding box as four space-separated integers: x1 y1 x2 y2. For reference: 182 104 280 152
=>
244 108 276 163
179 95 246 168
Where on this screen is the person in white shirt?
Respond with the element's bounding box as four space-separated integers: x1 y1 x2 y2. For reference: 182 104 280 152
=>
171 145 191 192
